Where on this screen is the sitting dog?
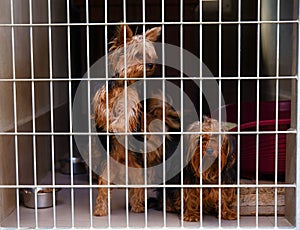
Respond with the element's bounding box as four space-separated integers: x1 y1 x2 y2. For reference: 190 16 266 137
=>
151 117 237 221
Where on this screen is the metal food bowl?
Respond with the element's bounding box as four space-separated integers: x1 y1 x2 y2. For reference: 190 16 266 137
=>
21 187 60 209
60 157 86 175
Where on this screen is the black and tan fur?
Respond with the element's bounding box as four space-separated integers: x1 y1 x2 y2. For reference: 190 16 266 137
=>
93 25 180 216
152 117 237 221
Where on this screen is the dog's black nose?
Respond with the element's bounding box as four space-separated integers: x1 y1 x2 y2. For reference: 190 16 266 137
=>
147 63 154 69
206 148 214 155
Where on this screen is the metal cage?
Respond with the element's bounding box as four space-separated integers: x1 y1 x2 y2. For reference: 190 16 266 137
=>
0 0 299 228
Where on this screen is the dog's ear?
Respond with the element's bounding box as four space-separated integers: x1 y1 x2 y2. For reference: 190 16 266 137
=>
109 24 133 51
145 27 161 42
221 134 236 170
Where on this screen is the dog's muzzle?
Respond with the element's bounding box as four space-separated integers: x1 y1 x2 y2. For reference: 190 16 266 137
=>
205 148 214 155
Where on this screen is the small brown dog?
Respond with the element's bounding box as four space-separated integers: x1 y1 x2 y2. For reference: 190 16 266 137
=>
93 25 180 216
153 117 237 221
182 117 237 221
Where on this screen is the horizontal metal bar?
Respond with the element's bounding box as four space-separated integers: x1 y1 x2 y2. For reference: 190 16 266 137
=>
0 183 296 189
0 130 297 136
0 76 298 82
0 20 298 27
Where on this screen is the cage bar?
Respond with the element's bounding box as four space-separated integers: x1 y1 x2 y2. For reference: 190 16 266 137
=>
28 0 39 226
161 0 166 227
218 0 222 227
274 0 281 227
103 0 111 227
237 0 242 227
47 0 57 227
255 0 261 226
199 0 204 227
10 0 20 227
66 0 75 227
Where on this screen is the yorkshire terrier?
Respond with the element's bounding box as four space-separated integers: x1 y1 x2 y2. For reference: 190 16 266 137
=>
92 25 180 216
152 117 237 221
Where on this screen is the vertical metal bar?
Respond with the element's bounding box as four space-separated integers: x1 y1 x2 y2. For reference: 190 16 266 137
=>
85 0 93 227
199 0 203 227
179 0 184 227
10 0 20 227
237 0 242 227
274 0 281 227
28 0 38 227
66 0 75 227
255 92 259 222
47 0 56 227
162 45 166 228
256 0 261 227
161 0 166 227
142 0 147 227
296 2 300 228
218 0 222 227
122 1 129 227
104 0 111 227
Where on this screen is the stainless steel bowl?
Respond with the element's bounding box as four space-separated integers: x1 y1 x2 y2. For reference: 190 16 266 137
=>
60 157 86 175
21 187 60 209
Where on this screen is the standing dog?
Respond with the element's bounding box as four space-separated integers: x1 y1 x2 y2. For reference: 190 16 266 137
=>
93 25 180 216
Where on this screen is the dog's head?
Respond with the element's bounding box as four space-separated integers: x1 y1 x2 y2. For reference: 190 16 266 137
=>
108 25 161 81
186 117 236 183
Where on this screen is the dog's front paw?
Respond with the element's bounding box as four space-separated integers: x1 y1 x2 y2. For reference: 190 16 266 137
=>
94 207 108 216
130 202 145 213
94 201 108 216
221 208 237 220
183 212 200 222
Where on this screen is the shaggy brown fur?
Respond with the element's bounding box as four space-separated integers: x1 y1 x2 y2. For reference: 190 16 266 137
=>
181 117 237 221
93 25 180 216
153 117 237 221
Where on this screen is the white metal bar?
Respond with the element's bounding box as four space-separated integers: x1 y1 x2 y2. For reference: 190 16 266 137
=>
162 50 167 228
122 0 129 227
0 183 295 189
28 0 39 227
142 0 147 227
104 0 111 227
0 75 297 82
179 0 184 227
296 2 300 228
85 0 93 227
161 0 166 227
10 0 20 227
47 0 57 227
0 130 296 136
66 0 75 227
255 0 261 227
0 20 298 27
255 85 259 218
237 0 242 227
218 0 222 227
274 0 281 227
199 0 203 227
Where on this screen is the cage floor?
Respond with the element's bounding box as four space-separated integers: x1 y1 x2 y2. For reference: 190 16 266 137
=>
1 172 293 228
